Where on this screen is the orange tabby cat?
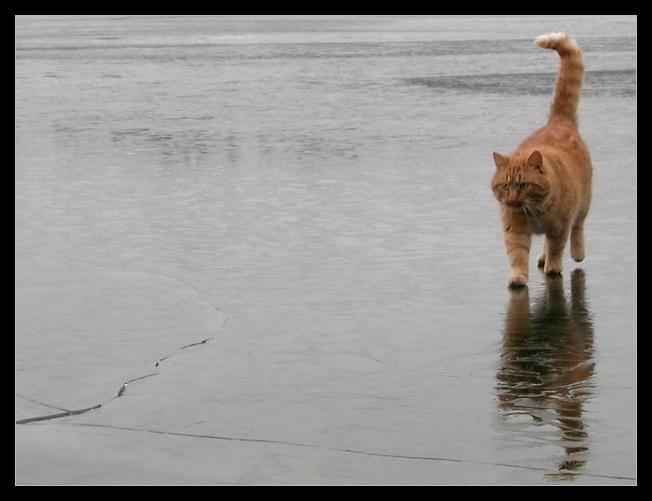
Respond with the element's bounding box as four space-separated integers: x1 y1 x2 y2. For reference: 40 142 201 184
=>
491 33 593 287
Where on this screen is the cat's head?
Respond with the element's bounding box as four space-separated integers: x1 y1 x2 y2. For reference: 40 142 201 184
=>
491 150 550 209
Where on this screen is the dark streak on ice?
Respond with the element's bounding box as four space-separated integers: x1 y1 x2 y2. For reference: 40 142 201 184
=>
15 336 214 425
68 422 637 482
15 405 104 425
155 336 213 367
406 69 637 97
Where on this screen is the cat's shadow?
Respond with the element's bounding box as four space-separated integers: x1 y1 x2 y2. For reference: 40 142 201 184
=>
496 269 595 476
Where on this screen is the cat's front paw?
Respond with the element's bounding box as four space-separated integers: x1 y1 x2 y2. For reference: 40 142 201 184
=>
543 262 562 275
536 252 546 267
508 273 528 287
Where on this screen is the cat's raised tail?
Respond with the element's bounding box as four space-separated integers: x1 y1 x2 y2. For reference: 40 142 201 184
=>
535 32 584 126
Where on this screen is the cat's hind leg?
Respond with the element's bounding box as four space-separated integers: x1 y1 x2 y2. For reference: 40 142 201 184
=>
570 225 585 262
570 212 587 262
536 242 546 268
570 199 590 263
541 231 568 275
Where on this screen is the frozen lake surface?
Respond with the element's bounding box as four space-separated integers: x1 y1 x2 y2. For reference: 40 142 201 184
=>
15 15 636 485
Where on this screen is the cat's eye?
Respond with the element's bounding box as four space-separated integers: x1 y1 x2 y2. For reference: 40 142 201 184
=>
518 182 529 190
500 183 509 190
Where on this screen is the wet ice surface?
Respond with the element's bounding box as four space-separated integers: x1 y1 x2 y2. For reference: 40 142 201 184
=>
15 16 636 484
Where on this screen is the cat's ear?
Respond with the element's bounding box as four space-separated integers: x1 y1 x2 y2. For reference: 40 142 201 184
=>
493 152 508 170
526 150 544 172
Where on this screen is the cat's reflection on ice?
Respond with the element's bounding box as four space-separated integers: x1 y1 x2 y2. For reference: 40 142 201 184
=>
496 269 595 476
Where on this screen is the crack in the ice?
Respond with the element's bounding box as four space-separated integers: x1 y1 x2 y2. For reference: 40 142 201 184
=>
67 423 636 482
15 336 216 425
17 255 230 425
14 403 104 425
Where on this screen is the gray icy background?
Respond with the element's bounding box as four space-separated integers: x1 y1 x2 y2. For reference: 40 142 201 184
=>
15 15 636 484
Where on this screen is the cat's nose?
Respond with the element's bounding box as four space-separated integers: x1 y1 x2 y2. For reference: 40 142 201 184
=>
505 195 521 207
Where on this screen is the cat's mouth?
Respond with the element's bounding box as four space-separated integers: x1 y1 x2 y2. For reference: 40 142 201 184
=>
504 200 524 208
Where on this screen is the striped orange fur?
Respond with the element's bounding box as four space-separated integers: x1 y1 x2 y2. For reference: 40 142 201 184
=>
491 33 593 287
